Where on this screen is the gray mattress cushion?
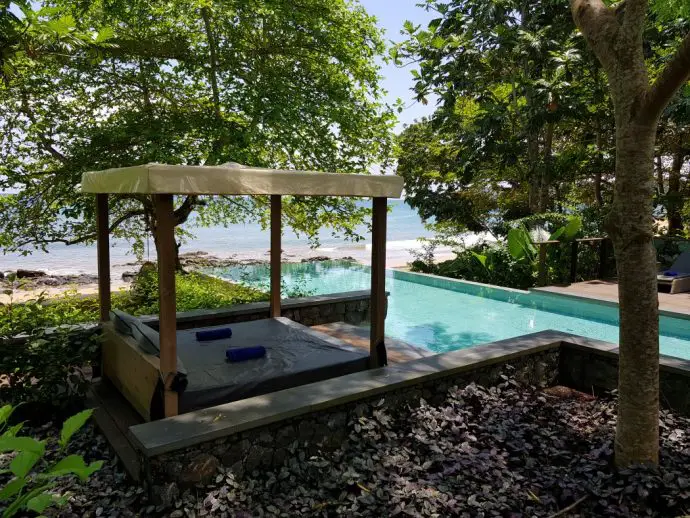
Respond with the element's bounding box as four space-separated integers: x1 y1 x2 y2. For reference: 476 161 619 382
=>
175 318 369 413
110 310 187 375
110 310 160 355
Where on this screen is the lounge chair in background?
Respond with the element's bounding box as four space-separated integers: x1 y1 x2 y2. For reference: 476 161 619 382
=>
658 250 690 294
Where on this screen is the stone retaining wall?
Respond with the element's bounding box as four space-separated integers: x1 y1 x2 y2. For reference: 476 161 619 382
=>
559 343 690 415
146 348 559 498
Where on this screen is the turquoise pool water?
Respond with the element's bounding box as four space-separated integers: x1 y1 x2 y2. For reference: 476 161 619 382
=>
207 261 690 360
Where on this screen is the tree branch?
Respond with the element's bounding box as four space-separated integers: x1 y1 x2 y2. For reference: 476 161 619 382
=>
173 195 199 226
640 31 690 124
19 89 68 163
571 0 618 72
10 209 146 249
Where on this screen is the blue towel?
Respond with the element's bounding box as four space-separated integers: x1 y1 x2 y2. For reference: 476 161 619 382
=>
664 271 679 277
226 346 266 362
196 328 232 341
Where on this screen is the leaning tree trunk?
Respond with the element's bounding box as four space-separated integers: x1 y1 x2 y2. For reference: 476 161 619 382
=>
572 0 690 467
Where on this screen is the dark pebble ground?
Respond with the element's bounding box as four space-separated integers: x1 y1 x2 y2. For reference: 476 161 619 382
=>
11 379 690 517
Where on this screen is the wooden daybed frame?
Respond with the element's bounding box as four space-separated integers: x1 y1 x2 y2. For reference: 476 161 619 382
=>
83 163 403 420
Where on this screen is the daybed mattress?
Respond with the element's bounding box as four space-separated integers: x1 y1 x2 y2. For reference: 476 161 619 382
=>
174 318 370 413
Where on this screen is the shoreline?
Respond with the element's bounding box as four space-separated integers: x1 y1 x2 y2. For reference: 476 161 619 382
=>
0 249 457 304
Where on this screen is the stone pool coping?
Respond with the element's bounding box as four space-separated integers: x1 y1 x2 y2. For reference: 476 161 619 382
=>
128 329 690 458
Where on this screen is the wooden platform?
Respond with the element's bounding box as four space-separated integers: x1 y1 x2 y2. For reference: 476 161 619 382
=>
87 380 144 481
311 322 435 363
534 280 690 317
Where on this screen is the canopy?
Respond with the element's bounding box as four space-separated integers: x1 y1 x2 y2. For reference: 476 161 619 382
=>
81 162 404 198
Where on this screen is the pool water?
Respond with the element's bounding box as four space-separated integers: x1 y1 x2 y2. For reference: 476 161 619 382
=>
207 260 690 360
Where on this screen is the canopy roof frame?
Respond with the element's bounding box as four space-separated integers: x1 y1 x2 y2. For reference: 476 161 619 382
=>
88 163 400 418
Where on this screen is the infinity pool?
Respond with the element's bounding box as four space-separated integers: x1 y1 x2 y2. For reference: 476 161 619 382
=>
207 260 690 360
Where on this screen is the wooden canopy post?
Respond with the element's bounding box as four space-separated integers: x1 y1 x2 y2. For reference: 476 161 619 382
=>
153 194 178 417
270 195 282 318
96 194 111 322
370 197 388 368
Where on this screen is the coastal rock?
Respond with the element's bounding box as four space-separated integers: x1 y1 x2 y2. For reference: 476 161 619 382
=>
301 256 331 263
16 269 45 279
122 271 137 281
41 277 61 286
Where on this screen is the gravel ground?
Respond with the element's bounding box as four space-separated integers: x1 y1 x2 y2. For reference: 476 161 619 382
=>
11 379 690 517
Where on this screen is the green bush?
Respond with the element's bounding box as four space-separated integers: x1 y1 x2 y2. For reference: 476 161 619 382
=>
412 243 536 290
0 326 100 414
124 266 268 315
0 406 102 517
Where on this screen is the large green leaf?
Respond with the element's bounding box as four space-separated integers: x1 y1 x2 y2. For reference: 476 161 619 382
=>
471 251 488 268
562 216 582 240
507 227 535 261
10 451 41 478
59 409 93 449
0 437 45 455
0 477 26 501
48 455 103 481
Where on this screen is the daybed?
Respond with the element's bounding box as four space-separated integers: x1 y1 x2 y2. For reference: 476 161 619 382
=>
83 162 403 420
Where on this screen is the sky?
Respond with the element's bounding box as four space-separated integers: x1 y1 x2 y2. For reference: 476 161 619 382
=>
358 0 436 132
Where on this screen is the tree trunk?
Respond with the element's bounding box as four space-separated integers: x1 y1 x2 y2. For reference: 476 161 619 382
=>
668 141 683 234
572 0 690 468
609 123 660 467
539 121 555 212
656 154 664 195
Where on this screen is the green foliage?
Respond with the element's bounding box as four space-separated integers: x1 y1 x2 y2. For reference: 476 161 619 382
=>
394 0 615 233
411 242 536 290
126 267 268 315
0 325 100 413
0 0 395 262
0 406 102 517
394 0 690 238
412 215 592 289
507 227 537 262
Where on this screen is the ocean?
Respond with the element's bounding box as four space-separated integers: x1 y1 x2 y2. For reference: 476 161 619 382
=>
0 200 464 277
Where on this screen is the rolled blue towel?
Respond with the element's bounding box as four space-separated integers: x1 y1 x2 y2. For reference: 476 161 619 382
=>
196 327 232 341
226 346 266 363
664 271 679 277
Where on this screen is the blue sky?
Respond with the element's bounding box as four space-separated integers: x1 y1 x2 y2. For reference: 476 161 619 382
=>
359 0 436 131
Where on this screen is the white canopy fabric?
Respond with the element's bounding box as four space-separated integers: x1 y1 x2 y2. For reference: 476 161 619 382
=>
81 163 404 198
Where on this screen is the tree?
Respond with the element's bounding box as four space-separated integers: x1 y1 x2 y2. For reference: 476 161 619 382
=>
571 0 690 465
393 0 618 236
0 0 394 266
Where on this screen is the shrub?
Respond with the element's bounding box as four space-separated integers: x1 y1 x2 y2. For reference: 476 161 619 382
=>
0 326 100 415
412 242 536 290
125 266 268 315
0 406 102 517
